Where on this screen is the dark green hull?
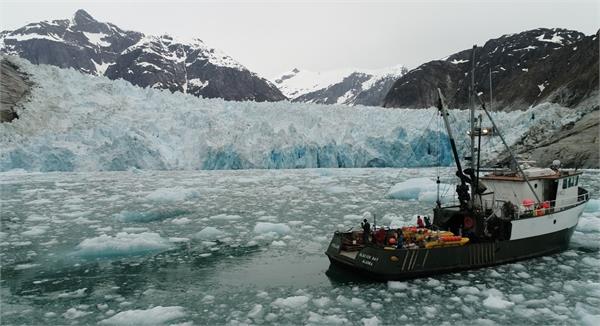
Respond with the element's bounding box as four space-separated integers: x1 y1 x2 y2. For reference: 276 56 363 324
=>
325 226 576 281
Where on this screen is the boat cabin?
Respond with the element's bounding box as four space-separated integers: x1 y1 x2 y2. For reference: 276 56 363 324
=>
479 168 583 216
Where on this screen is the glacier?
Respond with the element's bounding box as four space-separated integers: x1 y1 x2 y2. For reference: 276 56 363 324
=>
0 56 582 172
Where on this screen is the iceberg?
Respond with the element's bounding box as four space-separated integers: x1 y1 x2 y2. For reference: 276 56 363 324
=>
74 232 172 257
0 56 580 172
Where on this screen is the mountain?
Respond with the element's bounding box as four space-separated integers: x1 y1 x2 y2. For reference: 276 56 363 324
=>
0 9 285 102
272 65 408 106
383 28 599 110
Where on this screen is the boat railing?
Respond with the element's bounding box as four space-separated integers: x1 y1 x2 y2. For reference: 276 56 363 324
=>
482 189 589 220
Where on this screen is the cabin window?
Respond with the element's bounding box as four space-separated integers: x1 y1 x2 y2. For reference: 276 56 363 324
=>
569 177 575 187
562 179 568 189
575 176 579 186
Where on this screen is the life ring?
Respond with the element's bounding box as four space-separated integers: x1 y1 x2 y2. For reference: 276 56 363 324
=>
464 216 475 229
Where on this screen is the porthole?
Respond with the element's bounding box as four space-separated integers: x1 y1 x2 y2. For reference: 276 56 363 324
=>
534 183 538 188
553 220 556 224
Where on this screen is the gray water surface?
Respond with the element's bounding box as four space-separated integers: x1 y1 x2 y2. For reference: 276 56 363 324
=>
1 168 599 325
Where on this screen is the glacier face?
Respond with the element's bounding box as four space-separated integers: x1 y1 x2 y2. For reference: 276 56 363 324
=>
0 57 581 172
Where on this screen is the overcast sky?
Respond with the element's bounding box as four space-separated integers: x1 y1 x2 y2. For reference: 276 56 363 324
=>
1 0 598 78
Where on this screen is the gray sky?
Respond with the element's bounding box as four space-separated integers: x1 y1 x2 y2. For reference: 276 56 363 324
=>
1 0 598 78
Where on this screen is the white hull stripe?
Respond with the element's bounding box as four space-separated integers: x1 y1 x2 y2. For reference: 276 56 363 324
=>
509 204 585 240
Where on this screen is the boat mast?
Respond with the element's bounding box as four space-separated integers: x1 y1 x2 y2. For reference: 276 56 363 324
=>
469 46 476 178
467 44 481 207
489 67 493 111
436 89 471 209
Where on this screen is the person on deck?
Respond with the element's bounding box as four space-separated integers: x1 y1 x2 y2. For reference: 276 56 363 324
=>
361 219 371 244
424 216 432 228
396 229 404 249
417 215 425 228
375 228 386 245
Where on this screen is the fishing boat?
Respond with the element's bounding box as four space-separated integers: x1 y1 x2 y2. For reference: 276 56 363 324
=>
325 48 590 281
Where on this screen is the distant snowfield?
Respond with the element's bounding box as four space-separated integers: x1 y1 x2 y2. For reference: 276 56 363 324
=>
0 56 581 172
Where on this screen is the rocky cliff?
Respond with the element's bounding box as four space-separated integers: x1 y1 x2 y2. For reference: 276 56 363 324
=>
0 58 31 122
383 28 598 111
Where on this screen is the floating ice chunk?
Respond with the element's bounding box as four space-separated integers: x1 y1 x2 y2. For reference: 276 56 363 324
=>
351 297 366 306
271 240 286 247
584 199 600 213
122 227 149 233
457 286 480 295
488 270 502 278
63 308 91 319
209 214 241 221
171 217 191 225
113 209 188 223
386 178 436 200
27 198 53 205
254 222 290 235
425 278 441 287
423 306 437 317
145 187 199 203
325 186 351 194
362 316 381 326
582 257 600 267
14 263 40 270
74 232 172 257
271 295 309 309
508 294 525 303
195 227 224 241
58 288 88 298
168 237 190 243
313 297 331 308
388 281 409 290
26 215 49 222
577 214 600 232
370 302 383 310
280 185 300 192
308 312 348 325
21 225 49 236
418 190 438 202
99 306 186 325
247 304 264 319
483 294 514 309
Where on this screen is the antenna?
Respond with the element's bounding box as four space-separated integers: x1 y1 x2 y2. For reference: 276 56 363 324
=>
469 45 476 175
489 67 493 111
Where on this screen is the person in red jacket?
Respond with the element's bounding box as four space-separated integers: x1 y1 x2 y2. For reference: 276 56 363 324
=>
417 215 425 228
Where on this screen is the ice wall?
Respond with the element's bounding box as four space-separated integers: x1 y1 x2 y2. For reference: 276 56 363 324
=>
0 57 581 172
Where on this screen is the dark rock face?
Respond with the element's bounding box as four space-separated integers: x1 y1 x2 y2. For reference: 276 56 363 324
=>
384 28 599 110
0 58 31 122
1 10 285 102
493 107 599 169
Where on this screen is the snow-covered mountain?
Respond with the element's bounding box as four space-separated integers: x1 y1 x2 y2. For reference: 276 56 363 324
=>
384 28 598 110
0 9 285 102
0 56 583 171
272 65 408 106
